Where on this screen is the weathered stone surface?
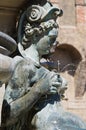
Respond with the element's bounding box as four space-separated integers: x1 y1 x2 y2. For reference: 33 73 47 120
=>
75 61 86 97
76 6 86 24
0 0 26 8
0 10 17 35
58 0 76 26
0 0 28 35
76 0 84 5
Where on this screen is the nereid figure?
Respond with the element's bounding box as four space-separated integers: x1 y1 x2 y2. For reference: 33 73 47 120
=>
0 2 86 130
0 1 67 130
0 1 86 130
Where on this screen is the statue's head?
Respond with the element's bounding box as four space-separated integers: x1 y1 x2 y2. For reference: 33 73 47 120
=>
18 1 63 56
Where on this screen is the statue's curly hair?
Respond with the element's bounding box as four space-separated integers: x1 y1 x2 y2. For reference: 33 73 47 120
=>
18 1 62 49
21 19 58 49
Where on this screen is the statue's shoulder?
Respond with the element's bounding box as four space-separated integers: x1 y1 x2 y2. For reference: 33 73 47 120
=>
12 56 24 67
13 56 37 71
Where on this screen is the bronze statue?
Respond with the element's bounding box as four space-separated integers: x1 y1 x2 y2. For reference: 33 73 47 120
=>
0 1 66 130
0 1 86 130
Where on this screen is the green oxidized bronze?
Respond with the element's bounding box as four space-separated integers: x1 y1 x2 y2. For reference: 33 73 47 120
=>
0 1 86 130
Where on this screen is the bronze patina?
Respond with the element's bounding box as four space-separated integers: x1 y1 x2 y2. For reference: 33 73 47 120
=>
0 1 86 130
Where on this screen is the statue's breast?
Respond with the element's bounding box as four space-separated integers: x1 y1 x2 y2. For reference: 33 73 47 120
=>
4 58 49 103
4 59 37 103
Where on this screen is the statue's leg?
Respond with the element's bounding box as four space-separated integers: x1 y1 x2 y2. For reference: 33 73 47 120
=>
6 120 22 130
5 112 31 130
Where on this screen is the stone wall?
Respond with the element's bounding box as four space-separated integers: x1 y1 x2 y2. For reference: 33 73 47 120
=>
0 0 27 36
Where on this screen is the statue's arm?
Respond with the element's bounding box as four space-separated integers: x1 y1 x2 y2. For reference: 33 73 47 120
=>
2 77 49 126
1 64 67 126
0 54 23 85
0 54 14 84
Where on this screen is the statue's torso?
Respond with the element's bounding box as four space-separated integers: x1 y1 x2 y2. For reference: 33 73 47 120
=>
4 56 49 104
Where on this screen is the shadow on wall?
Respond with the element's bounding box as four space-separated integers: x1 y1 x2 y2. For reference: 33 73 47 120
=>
41 44 82 76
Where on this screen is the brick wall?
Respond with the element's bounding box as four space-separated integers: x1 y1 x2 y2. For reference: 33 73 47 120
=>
50 0 86 26
76 0 86 25
50 0 86 122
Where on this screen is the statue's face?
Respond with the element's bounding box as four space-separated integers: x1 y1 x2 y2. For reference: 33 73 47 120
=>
36 28 58 55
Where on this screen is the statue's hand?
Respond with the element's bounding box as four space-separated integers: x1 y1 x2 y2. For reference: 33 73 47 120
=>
57 76 67 95
48 72 67 94
48 72 61 93
34 73 61 95
32 71 67 96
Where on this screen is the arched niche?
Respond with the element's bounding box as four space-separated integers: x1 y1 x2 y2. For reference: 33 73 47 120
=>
55 44 82 74
42 44 82 76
